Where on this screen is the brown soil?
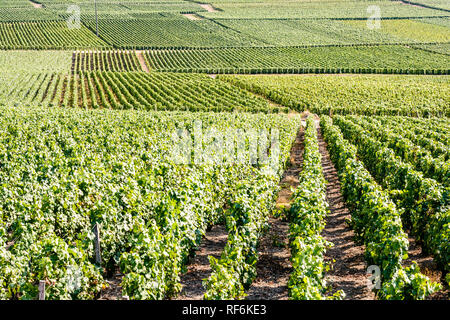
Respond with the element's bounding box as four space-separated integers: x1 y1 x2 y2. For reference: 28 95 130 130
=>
245 217 292 300
136 51 150 73
176 224 228 300
317 127 376 300
404 236 449 300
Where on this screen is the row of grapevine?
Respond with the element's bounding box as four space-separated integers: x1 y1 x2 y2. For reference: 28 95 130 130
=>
217 18 450 46
332 116 449 273
0 71 285 113
72 51 143 72
287 117 343 300
81 16 262 49
320 116 441 299
0 107 301 299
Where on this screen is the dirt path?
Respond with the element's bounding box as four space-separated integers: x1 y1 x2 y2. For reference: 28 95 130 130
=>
246 125 305 300
30 1 42 9
135 51 150 73
317 127 376 300
176 225 228 300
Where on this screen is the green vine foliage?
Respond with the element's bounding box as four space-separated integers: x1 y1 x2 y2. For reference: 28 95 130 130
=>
203 118 300 300
288 117 344 300
320 116 441 299
332 116 449 273
0 106 300 300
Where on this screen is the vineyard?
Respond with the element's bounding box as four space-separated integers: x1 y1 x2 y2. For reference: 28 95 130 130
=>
219 74 450 116
0 21 107 49
0 0 448 303
0 70 283 113
143 46 450 74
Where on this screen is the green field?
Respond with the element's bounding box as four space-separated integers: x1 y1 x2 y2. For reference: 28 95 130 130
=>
144 45 450 73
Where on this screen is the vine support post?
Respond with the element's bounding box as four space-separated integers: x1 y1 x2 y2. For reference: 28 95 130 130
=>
38 280 46 300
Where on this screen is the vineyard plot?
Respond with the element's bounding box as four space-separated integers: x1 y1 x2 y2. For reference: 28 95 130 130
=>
412 42 450 55
0 106 301 300
82 15 265 49
332 116 449 274
220 74 450 116
72 51 143 72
